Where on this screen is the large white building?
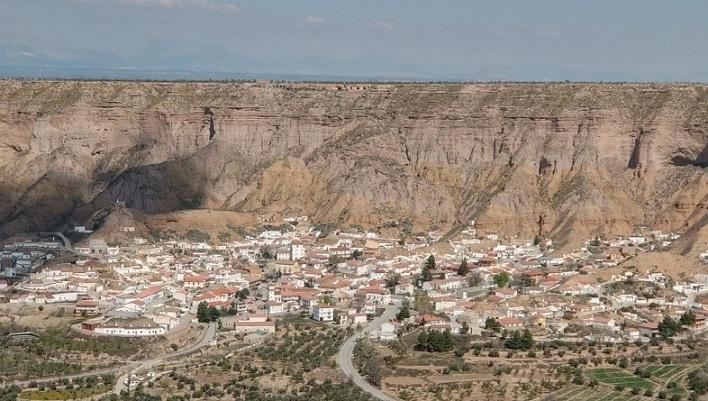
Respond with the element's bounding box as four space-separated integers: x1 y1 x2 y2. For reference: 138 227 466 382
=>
291 241 306 260
93 317 166 337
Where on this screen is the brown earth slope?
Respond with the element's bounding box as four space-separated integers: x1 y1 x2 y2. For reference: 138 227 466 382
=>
0 81 706 249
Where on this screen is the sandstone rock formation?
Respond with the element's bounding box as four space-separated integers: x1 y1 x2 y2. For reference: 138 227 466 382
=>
0 80 706 249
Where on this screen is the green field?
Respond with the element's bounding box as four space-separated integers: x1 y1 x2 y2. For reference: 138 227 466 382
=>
549 384 641 401
643 364 692 381
588 368 655 390
549 365 698 401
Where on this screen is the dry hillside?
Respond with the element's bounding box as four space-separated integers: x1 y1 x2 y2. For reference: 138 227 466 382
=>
0 80 706 250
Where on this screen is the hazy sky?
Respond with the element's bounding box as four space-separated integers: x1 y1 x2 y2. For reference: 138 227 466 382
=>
1 0 707 81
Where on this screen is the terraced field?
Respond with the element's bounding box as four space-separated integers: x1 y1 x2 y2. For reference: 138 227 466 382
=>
542 364 700 401
547 384 643 401
588 368 655 390
643 364 695 398
644 364 693 383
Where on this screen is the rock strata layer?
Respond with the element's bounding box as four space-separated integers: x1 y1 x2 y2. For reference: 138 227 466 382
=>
0 81 706 249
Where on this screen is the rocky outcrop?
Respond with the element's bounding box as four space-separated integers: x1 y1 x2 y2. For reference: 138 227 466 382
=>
0 80 706 248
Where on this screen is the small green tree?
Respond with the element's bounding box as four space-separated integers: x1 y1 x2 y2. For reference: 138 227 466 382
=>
425 255 436 270
494 272 510 288
680 310 696 327
208 306 220 322
572 369 584 385
618 357 628 369
237 288 250 300
416 331 429 351
197 301 211 323
422 329 454 352
385 273 401 293
457 258 470 276
437 329 454 352
485 317 501 332
396 305 410 321
420 255 435 283
658 316 681 338
504 329 534 350
522 328 534 349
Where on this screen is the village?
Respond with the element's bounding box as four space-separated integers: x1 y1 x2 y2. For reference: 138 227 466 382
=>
1 213 708 401
1 214 706 344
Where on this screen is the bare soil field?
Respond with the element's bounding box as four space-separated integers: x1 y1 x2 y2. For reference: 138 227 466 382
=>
145 210 257 236
0 305 82 330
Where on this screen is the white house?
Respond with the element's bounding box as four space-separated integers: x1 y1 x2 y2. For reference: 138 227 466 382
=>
628 236 646 246
394 282 414 295
582 317 617 331
422 277 465 292
376 322 398 341
360 287 391 305
349 312 368 326
266 301 285 315
433 296 457 312
184 274 209 289
290 241 306 261
312 305 334 321
615 294 638 306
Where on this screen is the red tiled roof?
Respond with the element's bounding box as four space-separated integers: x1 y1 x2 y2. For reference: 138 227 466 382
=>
136 286 163 299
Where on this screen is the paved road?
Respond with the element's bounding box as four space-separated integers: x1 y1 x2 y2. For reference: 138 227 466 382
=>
115 322 216 393
13 323 216 390
336 306 399 401
50 232 73 252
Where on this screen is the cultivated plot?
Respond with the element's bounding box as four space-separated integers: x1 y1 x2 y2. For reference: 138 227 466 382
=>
547 384 641 401
588 368 655 390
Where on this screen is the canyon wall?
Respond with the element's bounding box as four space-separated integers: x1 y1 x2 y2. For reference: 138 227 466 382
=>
0 80 706 248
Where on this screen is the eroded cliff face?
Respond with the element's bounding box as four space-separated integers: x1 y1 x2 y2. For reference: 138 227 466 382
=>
0 80 706 247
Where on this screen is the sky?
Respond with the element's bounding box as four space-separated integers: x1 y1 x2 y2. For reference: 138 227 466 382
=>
0 0 707 81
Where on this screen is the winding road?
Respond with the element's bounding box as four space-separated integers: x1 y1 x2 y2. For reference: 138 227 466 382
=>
336 306 399 401
114 322 216 393
49 232 73 252
12 323 216 391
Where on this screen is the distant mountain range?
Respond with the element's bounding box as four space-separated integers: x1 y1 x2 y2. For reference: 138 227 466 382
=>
0 41 432 82
3 41 702 82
